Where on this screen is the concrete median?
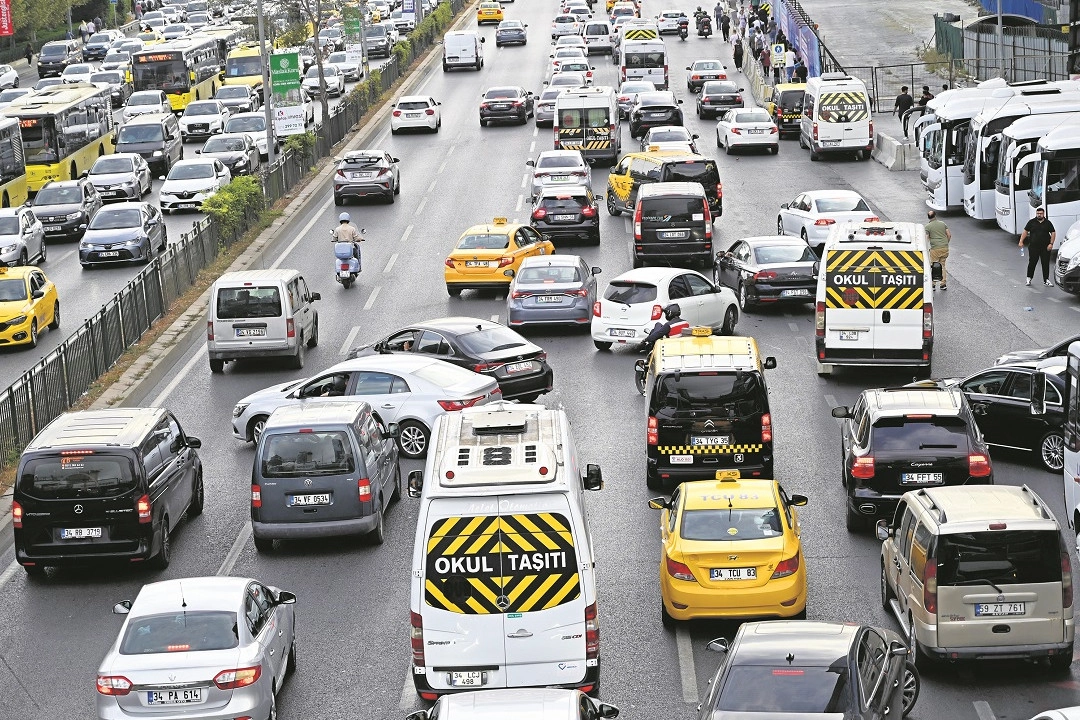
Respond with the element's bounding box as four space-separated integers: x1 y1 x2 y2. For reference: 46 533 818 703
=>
871 130 920 171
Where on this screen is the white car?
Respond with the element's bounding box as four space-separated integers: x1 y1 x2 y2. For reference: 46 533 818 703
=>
225 112 272 156
0 87 33 111
161 23 192 40
61 63 96 84
409 690 620 720
656 10 684 33
159 158 232 214
714 107 779 155
327 51 361 81
775 189 879 252
1025 709 1080 720
0 64 19 89
100 50 132 72
230 355 502 458
553 35 589 52
550 47 587 75
302 64 346 98
640 125 698 153
179 100 231 140
548 71 587 90
0 207 46 267
391 95 441 134
551 15 581 38
591 267 739 350
87 153 153 201
526 149 592 199
564 4 592 22
552 60 594 84
123 90 171 122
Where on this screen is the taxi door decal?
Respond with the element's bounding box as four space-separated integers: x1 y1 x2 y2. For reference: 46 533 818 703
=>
824 249 924 310
425 513 580 614
609 170 631 204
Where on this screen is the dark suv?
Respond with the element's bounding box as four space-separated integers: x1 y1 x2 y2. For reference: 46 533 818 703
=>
633 182 712 267
36 40 82 77
531 185 602 244
31 179 103 241
629 91 684 137
832 386 993 532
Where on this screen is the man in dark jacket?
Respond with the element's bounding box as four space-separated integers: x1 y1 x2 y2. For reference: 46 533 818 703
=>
893 86 915 138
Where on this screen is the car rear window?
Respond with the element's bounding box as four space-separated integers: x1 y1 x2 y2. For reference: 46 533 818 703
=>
656 372 764 414
717 666 851 713
457 326 528 354
260 431 356 478
342 154 384 167
398 101 429 110
604 280 656 304
937 530 1063 586
625 51 664 68
19 453 136 499
815 196 870 212
736 111 772 123
457 233 510 250
639 197 703 223
216 286 282 319
120 611 239 655
681 508 783 541
540 195 588 211
869 416 967 452
664 161 719 186
538 155 582 169
518 265 582 283
753 245 817 264
778 90 804 111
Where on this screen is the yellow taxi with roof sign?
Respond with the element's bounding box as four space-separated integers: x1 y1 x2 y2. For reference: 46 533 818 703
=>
0 266 59 348
477 1 504 24
649 475 807 625
444 218 555 297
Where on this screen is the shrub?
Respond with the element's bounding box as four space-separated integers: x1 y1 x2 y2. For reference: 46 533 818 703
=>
201 176 265 238
392 38 412 67
284 131 315 155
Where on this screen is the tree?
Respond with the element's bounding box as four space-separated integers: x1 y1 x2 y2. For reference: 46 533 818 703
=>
294 0 330 127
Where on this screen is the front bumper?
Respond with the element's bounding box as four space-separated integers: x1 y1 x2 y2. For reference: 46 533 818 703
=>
252 514 379 540
81 242 149 265
160 192 211 212
96 185 140 202
38 217 89 240
0 317 35 346
1056 259 1080 294
181 126 223 140
661 564 806 620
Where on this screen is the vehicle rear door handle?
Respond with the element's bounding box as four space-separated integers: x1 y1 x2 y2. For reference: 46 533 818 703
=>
507 630 533 638
382 404 395 409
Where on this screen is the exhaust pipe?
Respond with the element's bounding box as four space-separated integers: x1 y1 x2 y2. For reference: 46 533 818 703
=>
859 504 877 515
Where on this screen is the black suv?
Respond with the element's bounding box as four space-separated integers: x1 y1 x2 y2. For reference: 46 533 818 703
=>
629 91 684 138
31 179 103 241
832 386 993 532
36 40 82 78
480 86 535 126
531 185 602 244
82 33 114 61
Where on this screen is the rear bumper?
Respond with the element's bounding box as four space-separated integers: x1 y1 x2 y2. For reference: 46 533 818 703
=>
647 453 774 482
816 338 933 368
662 569 806 620
412 664 600 699
917 636 1074 662
15 535 152 567
210 342 297 361
252 515 378 540
496 366 554 400
849 476 992 519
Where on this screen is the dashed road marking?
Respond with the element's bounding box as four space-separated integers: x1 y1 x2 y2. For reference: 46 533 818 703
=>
0 560 19 589
427 179 437 193
415 197 428 215
516 194 523 211
1049 296 1062 303
364 285 382 310
271 198 332 269
824 394 839 410
152 346 207 407
401 224 414 243
788 322 799 332
437 158 448 173
399 670 416 710
991 270 1004 276
490 314 500 322
675 625 698 703
529 140 536 153
446 144 456 157
384 252 399 273
521 174 528 188
216 523 252 576
340 325 362 355
976 261 987 267
1071 307 1080 313
533 125 539 137
973 700 996 720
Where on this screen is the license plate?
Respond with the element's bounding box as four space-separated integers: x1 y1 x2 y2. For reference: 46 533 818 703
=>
975 602 1025 617
146 689 205 706
536 295 563 303
178 203 196 209
648 112 667 118
780 289 810 297
235 327 266 337
98 251 120 257
351 172 373 179
61 527 102 539
339 270 351 278
839 330 860 341
449 671 485 687
506 361 534 374
406 113 421 118
44 225 62 232
549 175 569 182
101 190 119 197
554 214 577 221
710 567 757 580
609 328 635 337
901 472 944 485
691 436 730 446
465 260 490 268
493 104 509 110
822 140 840 146
291 493 331 506
660 230 688 239
748 129 765 134
669 455 693 464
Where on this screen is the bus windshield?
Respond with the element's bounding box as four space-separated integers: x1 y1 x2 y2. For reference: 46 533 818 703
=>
134 58 189 93
20 117 60 164
226 55 262 77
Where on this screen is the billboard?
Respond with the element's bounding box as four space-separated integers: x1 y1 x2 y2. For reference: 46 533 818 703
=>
0 0 13 37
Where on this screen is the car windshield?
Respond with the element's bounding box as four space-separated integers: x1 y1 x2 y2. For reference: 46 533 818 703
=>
169 164 215 180
604 280 656 304
117 125 164 143
621 82 654 93
657 372 764 415
34 187 82 204
227 117 265 132
937 530 1062 586
681 507 784 541
203 137 246 152
753 244 817 264
517 264 582 283
90 72 122 84
640 197 702 223
485 88 520 99
870 416 967 450
92 157 134 174
736 111 772 123
0 89 27 102
538 155 582 169
457 326 528 354
120 611 240 655
717 665 851 713
305 66 332 77
816 196 870 212
216 86 249 98
129 93 162 106
457 233 510 250
185 103 219 115
89 209 142 230
39 44 67 58
0 277 26 301
18 453 136 499
104 51 130 62
0 217 19 235
261 431 356 478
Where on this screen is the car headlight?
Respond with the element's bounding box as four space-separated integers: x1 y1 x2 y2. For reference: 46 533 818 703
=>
232 403 249 418
1068 253 1080 271
80 242 91 249
127 236 147 245
0 244 15 253
152 150 163 157
7 315 26 325
66 211 82 221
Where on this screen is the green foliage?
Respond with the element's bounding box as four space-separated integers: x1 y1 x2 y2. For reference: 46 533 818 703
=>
392 39 412 67
284 131 315 154
276 22 313 49
365 69 382 102
201 176 265 238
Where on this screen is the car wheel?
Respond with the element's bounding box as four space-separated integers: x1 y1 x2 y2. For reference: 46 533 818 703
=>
249 415 269 444
661 601 675 629
390 463 402 503
1038 431 1065 472
307 315 319 348
901 661 920 716
593 340 612 351
334 194 343 206
23 564 45 577
286 640 297 676
38 239 47 263
590 228 601 245
369 503 386 545
188 469 204 517
27 318 38 348
715 131 722 148
880 560 895 611
391 126 398 135
446 285 461 297
1048 646 1074 674
48 302 59 330
516 393 541 403
253 534 274 553
771 145 779 155
150 521 171 570
398 420 430 459
720 306 737 335
606 194 620 216
17 248 27 266
738 283 753 312
725 141 733 155
646 467 664 490
209 359 225 373
291 339 305 369
394 176 401 195
800 228 809 246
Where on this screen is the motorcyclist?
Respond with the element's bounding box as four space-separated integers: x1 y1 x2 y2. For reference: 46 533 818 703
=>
332 212 364 262
639 303 689 355
694 5 707 27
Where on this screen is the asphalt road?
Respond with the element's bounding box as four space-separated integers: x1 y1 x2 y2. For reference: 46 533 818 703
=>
0 5 1079 720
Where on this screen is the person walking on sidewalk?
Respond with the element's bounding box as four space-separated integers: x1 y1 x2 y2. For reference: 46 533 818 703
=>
78 20 88 44
925 210 952 290
1020 207 1057 286
733 37 744 69
893 86 914 138
794 58 808 82
714 2 724 28
24 43 33 65
720 12 731 41
783 46 796 81
760 46 770 77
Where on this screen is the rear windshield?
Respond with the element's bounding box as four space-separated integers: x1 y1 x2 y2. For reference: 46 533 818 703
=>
538 155 582 169
717 666 850 713
816 197 870 212
870 417 967 451
457 326 528 354
655 372 764 415
398 101 429 110
215 286 282 319
604 280 656 304
120 611 239 655
540 195 588 211
639 196 703 223
117 125 164 143
937 530 1063 586
518 264 582 283
261 431 356 477
779 90 804 110
664 161 719 187
681 508 783 541
457 233 510 250
625 52 665 68
753 245 817 264
19 453 136 499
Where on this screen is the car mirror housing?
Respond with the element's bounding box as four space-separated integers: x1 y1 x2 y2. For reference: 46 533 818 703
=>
584 463 603 490
876 519 892 541
706 638 729 653
789 493 808 506
113 601 132 615
647 496 668 510
407 470 424 498
764 357 777 370
831 406 851 419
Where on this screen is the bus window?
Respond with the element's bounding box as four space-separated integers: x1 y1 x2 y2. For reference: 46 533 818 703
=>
1047 158 1080 204
0 127 23 184
21 119 60 164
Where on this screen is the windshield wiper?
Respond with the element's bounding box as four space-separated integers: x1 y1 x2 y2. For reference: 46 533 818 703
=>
950 578 1005 594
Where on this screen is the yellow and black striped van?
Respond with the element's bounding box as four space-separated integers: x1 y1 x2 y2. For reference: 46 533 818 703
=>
800 72 873 161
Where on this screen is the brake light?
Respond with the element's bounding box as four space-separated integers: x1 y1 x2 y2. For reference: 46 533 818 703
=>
923 304 933 339
753 270 778 281
868 119 874 137
813 218 836 226
392 110 401 117
340 263 350 271
213 666 261 690
568 287 589 297
498 257 514 268
582 205 597 218
1062 551 1073 607
704 201 712 239
335 170 347 179
585 602 599 660
11 500 22 529
923 549 937 614
815 301 825 338
968 453 992 478
136 494 152 523
761 413 772 443
651 304 662 321
716 181 723 198
769 125 778 134
512 290 532 299
618 95 629 102
411 611 425 665
425 108 435 115
812 121 818 140
286 318 295 338
851 456 875 480
633 202 642 239
533 207 547 220
206 320 214 341
444 257 455 268
666 556 695 581
691 74 701 80
865 216 880 222
358 477 371 501
251 484 261 508
592 301 602 317
731 127 742 135
439 396 485 411
647 416 658 445
96 676 133 696
771 552 800 579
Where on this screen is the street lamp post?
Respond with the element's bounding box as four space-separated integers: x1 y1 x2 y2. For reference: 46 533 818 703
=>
996 0 1007 79
256 0 277 164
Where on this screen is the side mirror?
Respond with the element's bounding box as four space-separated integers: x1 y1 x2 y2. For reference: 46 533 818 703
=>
407 470 424 498
310 292 321 301
113 601 132 615
780 202 789 209
685 65 691 70
831 406 851 419
597 703 620 719
789 493 808 506
480 36 486 42
31 288 44 299
763 357 776 369
647 496 669 510
525 159 536 167
584 463 603 490
405 711 430 720
692 133 700 139
676 99 683 104
195 149 201 154
391 157 400 163
706 638 729 653
591 266 601 275
275 590 297 605
1030 370 1046 415
875 519 892 541
186 436 202 449
385 422 400 439
594 193 604 200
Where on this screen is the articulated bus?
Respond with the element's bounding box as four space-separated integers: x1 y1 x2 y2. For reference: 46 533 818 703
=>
994 113 1080 234
1033 342 1080 537
132 36 223 112
223 42 267 96
0 117 28 207
1 84 115 193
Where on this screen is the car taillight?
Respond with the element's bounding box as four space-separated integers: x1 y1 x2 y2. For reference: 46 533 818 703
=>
968 453 991 478
865 216 880 222
425 108 435 115
753 270 777 281
206 320 214 341
814 218 836 226
650 304 662 321
533 207 547 219
251 484 261 508
691 74 701 80
923 550 937 614
1062 551 1073 607
392 109 401 117
358 477 371 501
512 290 532 299
815 301 825 338
812 121 818 140
411 611 425 665
868 119 874 136
647 416 658 445
498 257 514 268
761 413 772 443
735 94 742 102
480 102 490 109
286 318 295 338
923 304 933 339
335 169 347 179
12 500 23 529
716 181 723 198
340 262 350 271
444 257 455 268
592 301 602 317
769 125 778 134
512 100 524 107
213 666 261 690
582 205 596 218
97 676 133 696
568 288 588 297
666 556 695 581
136 494 152 523
731 127 742 135
439 396 485 411
771 552 800 579
633 202 642 239
851 456 875 480
585 602 599 660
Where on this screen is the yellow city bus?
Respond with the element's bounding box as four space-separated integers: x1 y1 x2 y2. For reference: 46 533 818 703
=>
197 23 254 61
0 117 29 207
223 42 266 95
132 36 223 112
1 84 115 193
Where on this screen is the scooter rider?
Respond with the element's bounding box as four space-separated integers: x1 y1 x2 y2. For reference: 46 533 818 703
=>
332 212 364 262
640 303 689 355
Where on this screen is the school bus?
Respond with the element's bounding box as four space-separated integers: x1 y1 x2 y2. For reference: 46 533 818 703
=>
223 42 267 96
132 36 223 112
1 84 115 193
0 117 28 207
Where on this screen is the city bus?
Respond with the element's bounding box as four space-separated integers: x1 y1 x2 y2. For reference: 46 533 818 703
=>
993 113 1080 235
132 36 223 112
1028 124 1080 237
196 23 254 61
1 84 115 193
223 42 267 97
0 117 28 207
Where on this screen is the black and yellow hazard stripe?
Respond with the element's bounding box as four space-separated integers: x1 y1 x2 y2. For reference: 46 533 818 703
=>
818 91 869 122
623 28 658 39
560 140 613 150
825 249 925 310
657 444 764 454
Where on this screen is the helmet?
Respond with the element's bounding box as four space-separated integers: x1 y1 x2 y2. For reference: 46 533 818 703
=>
663 303 682 320
338 212 350 223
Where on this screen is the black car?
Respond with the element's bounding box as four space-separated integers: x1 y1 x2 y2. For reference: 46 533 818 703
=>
90 70 133 108
197 133 262 176
530 184 602 244
214 84 261 114
698 621 919 720
696 80 744 119
629 91 683 138
480 86 535 126
908 360 1067 473
82 34 114 61
714 236 818 311
996 333 1080 365
36 40 82 78
832 386 993 532
347 317 554 403
685 58 727 92
495 20 528 46
31 179 103 242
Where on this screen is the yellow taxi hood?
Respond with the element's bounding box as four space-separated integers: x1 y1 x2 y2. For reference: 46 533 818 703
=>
0 298 30 320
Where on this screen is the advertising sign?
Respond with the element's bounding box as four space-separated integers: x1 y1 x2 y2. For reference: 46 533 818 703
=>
0 0 13 37
269 52 302 94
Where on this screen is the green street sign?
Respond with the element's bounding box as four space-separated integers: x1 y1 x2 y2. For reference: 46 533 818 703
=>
269 52 302 94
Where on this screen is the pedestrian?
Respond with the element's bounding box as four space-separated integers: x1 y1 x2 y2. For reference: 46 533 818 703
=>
78 20 88 43
794 58 808 82
87 20 96 36
918 85 934 107
760 46 770 76
24 43 33 65
1020 207 1057 286
720 12 730 41
784 46 796 81
733 37 744 69
893 85 914 138
66 30 74 40
925 210 952 290
738 10 747 36
767 17 776 43
714 1 724 26
747 21 756 45
776 28 786 46
94 16 103 30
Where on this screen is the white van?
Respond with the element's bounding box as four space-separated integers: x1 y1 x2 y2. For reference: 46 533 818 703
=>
207 269 321 373
443 30 484 71
619 38 666 90
407 403 604 701
553 86 621 164
814 222 933 376
800 71 873 161
579 19 614 54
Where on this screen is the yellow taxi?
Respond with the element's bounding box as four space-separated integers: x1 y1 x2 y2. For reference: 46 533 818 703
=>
0 266 59 348
606 0 639 12
370 8 382 23
444 218 554 297
137 31 166 46
477 1 505 24
649 474 808 625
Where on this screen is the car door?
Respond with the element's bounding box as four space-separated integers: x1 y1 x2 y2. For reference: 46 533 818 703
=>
246 583 285 682
888 502 916 616
362 412 397 502
684 271 723 326
607 156 633 208
666 273 698 324
351 371 411 423
958 369 1012 447
166 412 197 510
152 415 190 523
415 330 456 363
855 627 891 719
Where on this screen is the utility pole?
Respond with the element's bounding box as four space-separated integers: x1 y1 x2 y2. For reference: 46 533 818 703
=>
996 0 1007 79
257 0 276 164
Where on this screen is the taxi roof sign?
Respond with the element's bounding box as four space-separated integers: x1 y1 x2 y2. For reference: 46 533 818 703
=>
690 326 712 337
492 217 508 225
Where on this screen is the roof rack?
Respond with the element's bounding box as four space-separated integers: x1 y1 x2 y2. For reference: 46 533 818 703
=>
915 489 946 523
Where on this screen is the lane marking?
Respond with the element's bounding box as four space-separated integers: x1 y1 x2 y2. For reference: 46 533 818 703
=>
490 314 499 322
515 194 523 212
1050 296 1062 303
446 144 456 157
364 285 382 310
215 522 252 577
961 252 972 259
270 198 332 269
823 394 839 409
151 345 208 407
529 140 536 153
415 197 428 215
340 325 362 355
401 224 414 243
520 174 527 188
384 252 399 272
0 560 18 590
437 158 448 174
1071 307 1080 313
675 625 698 703
991 270 1004 276
787 322 799 332
532 125 538 137
973 701 997 720
54 248 76 264
399 670 416 710
427 179 437 193
976 261 987 267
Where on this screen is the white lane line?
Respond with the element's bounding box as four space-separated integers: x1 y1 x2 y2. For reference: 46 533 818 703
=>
490 314 500 322
427 179 437 193
976 261 987 267
54 248 76 264
400 224 414 243
675 625 698 703
1050 296 1062 303
446 144 456 157
823 394 839 409
340 325 362 355
151 346 207 407
991 270 1004 276
437 158 449 174
532 125 538 137
515 194 523 211
270 198 332 269
529 140 536 153
364 285 382 310
385 252 399 273
961 252 972 259
973 701 997 720
0 560 19 589
399 670 416 710
415 197 428 215
216 523 252 577
787 322 798 332
1071 307 1080 313
520 174 527 188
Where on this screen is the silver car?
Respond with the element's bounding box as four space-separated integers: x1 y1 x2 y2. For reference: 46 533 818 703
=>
534 88 563 126
96 577 296 720
0 207 46 267
405 688 620 720
617 79 655 119
525 149 592 200
328 51 362 81
507 255 600 328
87 153 153 201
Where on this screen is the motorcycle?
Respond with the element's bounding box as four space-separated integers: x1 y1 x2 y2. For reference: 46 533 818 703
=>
697 15 712 37
678 18 689 40
331 227 365 289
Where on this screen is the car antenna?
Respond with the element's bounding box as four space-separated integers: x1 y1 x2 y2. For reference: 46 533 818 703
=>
179 581 187 608
786 653 794 665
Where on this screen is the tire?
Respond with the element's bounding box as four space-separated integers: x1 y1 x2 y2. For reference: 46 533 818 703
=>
800 229 809 246
593 340 612 351
1048 646 1074 674
446 285 462 297
725 142 733 155
267 687 278 720
249 415 269 444
334 195 343 206
810 149 820 162
738 283 754 312
253 534 274 553
880 561 895 611
716 132 722 148
901 661 920 716
720 306 737 335
286 641 297 676
391 126 398 135
17 249 27 266
632 255 643 269
777 216 785 234
845 503 866 532
291 340 305 369
150 521 171 570
48 302 59 330
27 319 37 348
39 239 47 263
307 316 319 348
646 468 663 490
799 132 807 149
771 145 779 155
209 359 225 373
635 369 646 395
398 420 430 459
661 601 675 629
369 505 386 545
390 463 402 503
516 393 541 403
1038 431 1065 473
590 229 601 245
606 194 620 216
188 469 204 517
